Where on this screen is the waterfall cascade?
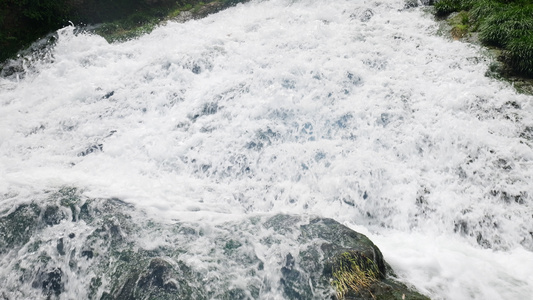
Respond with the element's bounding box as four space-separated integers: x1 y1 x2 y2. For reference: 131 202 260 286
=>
1 0 532 299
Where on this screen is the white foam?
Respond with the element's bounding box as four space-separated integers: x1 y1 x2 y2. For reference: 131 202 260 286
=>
1 0 532 298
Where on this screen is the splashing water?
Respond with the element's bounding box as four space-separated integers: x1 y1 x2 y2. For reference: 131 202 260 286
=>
1 0 532 298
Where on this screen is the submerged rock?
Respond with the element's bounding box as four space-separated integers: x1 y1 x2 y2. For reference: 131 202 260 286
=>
41 268 64 297
0 203 41 253
0 189 428 299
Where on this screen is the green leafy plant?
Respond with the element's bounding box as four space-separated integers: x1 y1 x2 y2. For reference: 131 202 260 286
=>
448 10 471 39
434 0 474 16
469 0 503 22
507 34 533 75
479 5 533 47
432 0 533 77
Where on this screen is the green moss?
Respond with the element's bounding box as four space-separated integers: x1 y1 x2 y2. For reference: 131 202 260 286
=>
93 6 170 43
448 11 471 39
168 9 182 19
182 4 194 11
92 0 234 43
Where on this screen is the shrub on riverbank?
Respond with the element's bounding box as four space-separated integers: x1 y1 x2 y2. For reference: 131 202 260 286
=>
434 0 533 77
0 0 69 62
0 0 207 62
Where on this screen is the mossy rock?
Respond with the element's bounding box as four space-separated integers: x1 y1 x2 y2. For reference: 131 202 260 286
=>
0 189 429 299
0 203 41 253
296 217 429 300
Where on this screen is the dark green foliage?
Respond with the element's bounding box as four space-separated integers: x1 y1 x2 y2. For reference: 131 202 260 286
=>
0 0 210 62
478 5 533 47
433 0 533 77
507 34 533 75
469 0 504 22
435 0 475 16
0 0 68 62
5 0 70 26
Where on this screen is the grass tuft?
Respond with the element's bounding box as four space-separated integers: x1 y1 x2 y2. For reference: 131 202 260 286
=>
331 251 380 299
434 0 475 17
507 33 533 76
469 0 503 22
478 5 533 47
433 0 533 78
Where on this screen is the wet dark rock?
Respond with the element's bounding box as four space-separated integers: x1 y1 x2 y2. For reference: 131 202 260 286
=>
350 9 374 22
38 268 63 297
111 258 202 300
419 0 436 5
103 91 115 99
280 252 311 299
82 250 94 260
43 205 68 226
0 60 25 78
335 114 353 129
221 288 249 300
78 144 103 157
201 102 219 115
491 190 527 205
224 239 242 254
289 217 429 300
193 2 226 19
0 191 428 300
520 126 533 140
404 0 419 9
301 217 387 275
343 197 356 206
359 9 374 22
0 204 41 253
189 102 219 121
347 72 364 86
57 238 65 256
110 271 141 300
137 258 178 291
191 64 202 74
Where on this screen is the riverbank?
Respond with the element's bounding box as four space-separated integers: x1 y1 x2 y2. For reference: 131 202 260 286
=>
430 0 533 88
0 0 242 63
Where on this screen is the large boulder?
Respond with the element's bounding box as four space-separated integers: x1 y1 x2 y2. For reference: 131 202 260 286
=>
0 188 429 299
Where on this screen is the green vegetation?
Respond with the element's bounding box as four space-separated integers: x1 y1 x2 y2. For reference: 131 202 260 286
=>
330 251 380 299
434 0 473 16
448 11 471 39
0 0 244 63
94 8 167 43
433 0 533 77
0 0 70 62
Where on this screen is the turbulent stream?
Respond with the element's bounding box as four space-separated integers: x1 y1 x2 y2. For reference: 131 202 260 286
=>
1 0 533 299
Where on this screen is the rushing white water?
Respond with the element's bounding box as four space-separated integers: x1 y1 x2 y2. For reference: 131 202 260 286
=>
1 0 532 298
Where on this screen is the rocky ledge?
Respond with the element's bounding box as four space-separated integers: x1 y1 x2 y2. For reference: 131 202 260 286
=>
0 188 429 299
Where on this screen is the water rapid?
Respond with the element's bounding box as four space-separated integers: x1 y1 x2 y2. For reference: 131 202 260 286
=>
1 0 532 299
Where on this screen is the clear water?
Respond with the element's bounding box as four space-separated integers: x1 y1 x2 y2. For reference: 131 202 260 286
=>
1 0 532 299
